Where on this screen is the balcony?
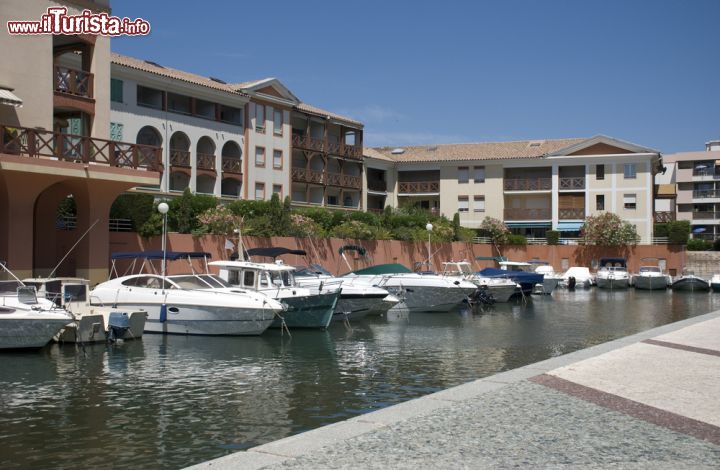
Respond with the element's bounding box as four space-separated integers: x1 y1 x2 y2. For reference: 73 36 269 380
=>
291 167 324 184
341 145 363 159
221 157 242 174
504 208 551 220
0 124 161 171
504 178 552 191
692 189 720 199
692 168 720 179
654 211 676 223
327 172 362 189
559 208 585 220
692 212 720 220
559 177 585 190
398 181 440 194
197 153 216 172
367 179 387 192
292 133 324 153
169 149 191 168
54 65 94 99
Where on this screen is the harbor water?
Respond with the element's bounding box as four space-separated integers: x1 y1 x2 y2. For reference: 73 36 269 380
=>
1 288 719 469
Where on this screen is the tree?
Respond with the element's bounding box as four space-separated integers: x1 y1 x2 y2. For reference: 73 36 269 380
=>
580 212 639 246
479 216 510 244
667 221 690 244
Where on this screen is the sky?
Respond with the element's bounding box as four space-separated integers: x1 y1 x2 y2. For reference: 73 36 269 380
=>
111 0 720 153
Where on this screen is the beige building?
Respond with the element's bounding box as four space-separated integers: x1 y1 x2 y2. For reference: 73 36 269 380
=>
656 140 720 240
366 135 661 243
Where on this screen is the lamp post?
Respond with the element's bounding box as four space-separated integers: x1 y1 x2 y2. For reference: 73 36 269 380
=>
426 222 433 271
158 202 169 278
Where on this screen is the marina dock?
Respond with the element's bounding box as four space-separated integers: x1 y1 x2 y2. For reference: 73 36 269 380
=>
191 310 720 469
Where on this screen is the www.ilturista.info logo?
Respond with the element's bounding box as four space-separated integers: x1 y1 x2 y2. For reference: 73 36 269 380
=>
7 7 150 36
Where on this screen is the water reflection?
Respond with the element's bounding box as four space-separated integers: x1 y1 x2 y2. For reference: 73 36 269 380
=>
1 290 718 469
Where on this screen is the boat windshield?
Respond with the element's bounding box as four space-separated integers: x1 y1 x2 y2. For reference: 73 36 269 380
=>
0 280 22 294
170 275 216 289
639 266 661 273
268 270 294 287
197 275 233 288
294 264 332 277
442 263 474 276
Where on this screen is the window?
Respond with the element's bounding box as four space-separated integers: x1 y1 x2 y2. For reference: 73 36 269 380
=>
624 193 636 210
220 105 243 126
272 184 283 197
273 108 283 136
596 164 605 180
109 122 123 141
327 195 338 206
110 78 123 103
242 271 255 287
473 195 485 212
624 163 636 179
167 92 191 114
458 167 469 183
255 104 265 132
255 182 265 200
136 85 163 109
255 146 265 167
458 196 469 212
273 149 283 169
473 166 485 183
596 194 605 211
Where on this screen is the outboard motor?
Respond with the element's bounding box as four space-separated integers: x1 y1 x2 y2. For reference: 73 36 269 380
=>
567 276 577 290
107 312 131 342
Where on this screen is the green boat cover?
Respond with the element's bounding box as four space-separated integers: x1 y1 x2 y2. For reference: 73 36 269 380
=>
349 263 412 275
475 256 507 262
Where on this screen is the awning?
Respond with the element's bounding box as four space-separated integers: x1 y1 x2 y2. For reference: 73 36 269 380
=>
0 88 23 108
556 222 583 232
715 160 720 166
656 184 676 197
505 222 552 228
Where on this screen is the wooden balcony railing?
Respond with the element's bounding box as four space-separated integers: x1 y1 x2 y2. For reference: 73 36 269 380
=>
221 157 242 174
292 133 324 152
367 179 387 192
342 145 363 159
398 181 440 193
169 149 191 168
654 211 676 223
327 172 362 189
503 178 552 191
0 124 161 171
559 208 585 219
693 189 720 199
503 208 551 220
559 177 585 190
197 152 216 171
54 65 93 98
291 167 325 184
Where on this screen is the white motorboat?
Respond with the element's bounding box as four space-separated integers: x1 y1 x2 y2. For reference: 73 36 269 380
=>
24 277 147 342
90 274 283 336
711 274 720 293
671 271 710 292
0 280 73 349
530 262 563 294
441 261 517 303
342 263 478 313
560 267 594 288
209 260 340 329
596 267 630 289
243 247 400 321
632 264 671 291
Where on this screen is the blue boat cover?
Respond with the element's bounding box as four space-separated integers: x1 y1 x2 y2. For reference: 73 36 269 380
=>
111 251 211 260
478 268 543 285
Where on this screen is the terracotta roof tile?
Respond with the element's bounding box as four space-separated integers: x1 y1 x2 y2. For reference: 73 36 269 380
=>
295 103 363 128
111 53 247 96
368 138 588 162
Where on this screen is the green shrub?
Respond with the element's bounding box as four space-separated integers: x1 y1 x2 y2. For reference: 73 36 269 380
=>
667 220 690 244
505 234 527 245
138 212 163 239
654 223 669 238
347 210 380 226
331 220 374 239
687 238 712 251
546 230 560 245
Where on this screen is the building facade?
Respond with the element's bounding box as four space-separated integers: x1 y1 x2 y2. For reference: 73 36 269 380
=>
366 136 662 243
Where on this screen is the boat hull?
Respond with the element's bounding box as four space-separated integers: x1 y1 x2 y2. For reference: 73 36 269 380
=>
333 293 393 321
671 278 710 292
633 275 669 290
382 284 476 312
0 316 72 349
596 276 629 289
483 285 517 302
272 292 338 329
712 282 720 293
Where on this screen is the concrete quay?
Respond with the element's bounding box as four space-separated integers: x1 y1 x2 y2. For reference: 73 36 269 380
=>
189 311 720 469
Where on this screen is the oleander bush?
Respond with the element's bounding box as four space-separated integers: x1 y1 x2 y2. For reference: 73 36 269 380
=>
687 238 712 251
580 212 639 246
546 230 560 245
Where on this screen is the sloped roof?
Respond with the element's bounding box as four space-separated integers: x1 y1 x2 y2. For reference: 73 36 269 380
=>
369 138 586 162
363 147 395 162
294 103 363 128
111 53 246 97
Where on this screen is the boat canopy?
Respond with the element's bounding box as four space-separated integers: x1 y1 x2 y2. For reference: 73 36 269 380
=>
338 245 367 256
475 256 507 262
527 260 550 265
111 251 211 260
479 268 543 284
599 257 626 268
245 247 307 259
350 263 412 275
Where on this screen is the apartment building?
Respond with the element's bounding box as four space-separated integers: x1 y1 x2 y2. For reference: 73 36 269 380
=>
657 140 720 240
366 135 661 243
109 56 365 208
0 0 161 282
